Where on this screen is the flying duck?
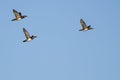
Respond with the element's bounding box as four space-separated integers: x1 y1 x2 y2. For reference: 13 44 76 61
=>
79 19 93 31
11 9 27 21
23 28 37 42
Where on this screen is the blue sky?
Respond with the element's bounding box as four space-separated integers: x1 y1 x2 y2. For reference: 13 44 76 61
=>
0 0 120 80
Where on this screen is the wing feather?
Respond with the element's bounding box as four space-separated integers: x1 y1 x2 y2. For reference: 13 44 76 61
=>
13 9 21 18
23 28 31 39
80 19 87 29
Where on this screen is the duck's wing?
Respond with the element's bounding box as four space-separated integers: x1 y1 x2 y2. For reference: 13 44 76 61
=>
80 19 87 29
13 9 21 18
23 28 31 39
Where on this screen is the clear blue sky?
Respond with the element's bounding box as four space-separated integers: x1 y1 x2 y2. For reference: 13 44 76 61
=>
0 0 120 80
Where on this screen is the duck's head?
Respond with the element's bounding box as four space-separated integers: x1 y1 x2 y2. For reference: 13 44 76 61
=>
22 15 27 18
31 35 37 39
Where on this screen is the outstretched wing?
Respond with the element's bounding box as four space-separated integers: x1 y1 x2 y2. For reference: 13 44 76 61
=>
80 19 87 29
13 9 21 18
23 28 31 39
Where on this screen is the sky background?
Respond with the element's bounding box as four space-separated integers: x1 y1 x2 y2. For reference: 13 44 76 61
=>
0 0 120 80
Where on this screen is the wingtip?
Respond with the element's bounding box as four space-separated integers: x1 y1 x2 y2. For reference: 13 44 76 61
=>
13 9 16 11
11 19 15 21
80 18 84 21
23 27 26 31
79 29 83 31
80 18 83 20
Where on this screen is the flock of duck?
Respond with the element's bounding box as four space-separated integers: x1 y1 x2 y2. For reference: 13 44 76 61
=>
11 9 93 42
12 9 37 42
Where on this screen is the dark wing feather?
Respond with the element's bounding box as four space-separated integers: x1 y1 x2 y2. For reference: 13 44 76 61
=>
80 19 87 29
23 28 31 39
19 12 22 16
13 9 21 18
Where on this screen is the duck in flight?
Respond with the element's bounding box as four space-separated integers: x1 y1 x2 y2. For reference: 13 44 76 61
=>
11 9 27 21
23 28 37 42
79 19 93 31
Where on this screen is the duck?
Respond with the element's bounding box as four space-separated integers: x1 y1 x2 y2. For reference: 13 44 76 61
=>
79 19 93 31
11 9 27 21
23 28 37 42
